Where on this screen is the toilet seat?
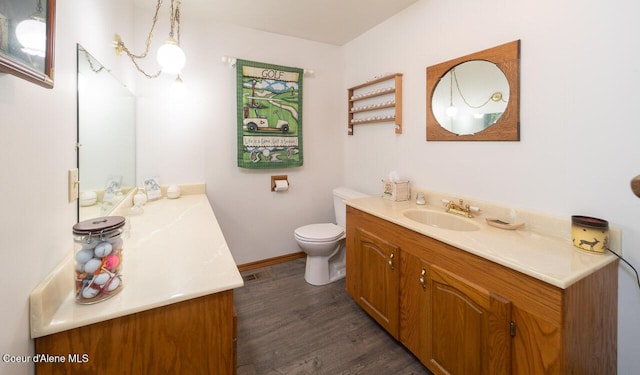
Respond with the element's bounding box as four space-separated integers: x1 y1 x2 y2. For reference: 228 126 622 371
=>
294 223 344 242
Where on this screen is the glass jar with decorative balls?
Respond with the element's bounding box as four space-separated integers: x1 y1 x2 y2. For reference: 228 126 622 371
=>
73 216 125 304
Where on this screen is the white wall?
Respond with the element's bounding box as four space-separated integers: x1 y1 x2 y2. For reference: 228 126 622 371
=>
0 1 134 374
134 14 345 265
343 0 640 373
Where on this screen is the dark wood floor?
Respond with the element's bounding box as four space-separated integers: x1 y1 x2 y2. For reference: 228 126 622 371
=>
234 258 432 375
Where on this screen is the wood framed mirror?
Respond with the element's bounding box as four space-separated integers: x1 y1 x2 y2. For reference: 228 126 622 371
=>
0 0 56 88
426 40 520 141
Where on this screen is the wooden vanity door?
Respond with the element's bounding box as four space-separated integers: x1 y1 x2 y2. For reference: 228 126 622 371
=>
399 251 430 361
426 265 512 375
352 227 400 338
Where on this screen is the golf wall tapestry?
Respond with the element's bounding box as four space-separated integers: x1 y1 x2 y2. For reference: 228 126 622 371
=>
236 59 303 169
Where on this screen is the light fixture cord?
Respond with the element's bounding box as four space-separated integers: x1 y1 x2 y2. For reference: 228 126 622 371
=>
449 68 454 107
176 1 181 44
169 0 181 43
116 0 164 78
452 68 505 109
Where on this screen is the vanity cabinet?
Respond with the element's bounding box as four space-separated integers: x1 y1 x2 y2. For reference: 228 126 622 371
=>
30 192 243 375
346 227 400 338
347 73 403 135
35 290 237 374
346 206 617 374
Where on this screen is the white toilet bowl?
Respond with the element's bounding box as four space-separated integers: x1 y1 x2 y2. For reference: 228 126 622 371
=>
294 187 369 286
294 223 346 286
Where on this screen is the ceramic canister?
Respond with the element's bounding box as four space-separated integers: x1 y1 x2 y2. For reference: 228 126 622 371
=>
571 216 609 254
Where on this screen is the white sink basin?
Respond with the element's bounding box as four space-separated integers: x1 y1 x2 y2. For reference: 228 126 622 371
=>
402 209 481 232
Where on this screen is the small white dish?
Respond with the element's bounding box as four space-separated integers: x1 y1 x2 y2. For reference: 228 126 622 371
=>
486 218 524 230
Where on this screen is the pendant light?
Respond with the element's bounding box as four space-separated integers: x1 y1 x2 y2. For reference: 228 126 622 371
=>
114 0 185 79
157 38 185 74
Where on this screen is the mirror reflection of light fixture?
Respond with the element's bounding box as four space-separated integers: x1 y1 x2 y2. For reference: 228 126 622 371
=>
15 0 46 57
446 68 457 117
450 67 505 110
113 0 185 80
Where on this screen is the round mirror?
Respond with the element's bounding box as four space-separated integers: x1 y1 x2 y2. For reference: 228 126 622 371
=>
432 60 509 136
426 40 520 141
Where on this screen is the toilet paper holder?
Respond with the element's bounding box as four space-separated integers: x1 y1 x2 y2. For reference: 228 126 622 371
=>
271 175 289 192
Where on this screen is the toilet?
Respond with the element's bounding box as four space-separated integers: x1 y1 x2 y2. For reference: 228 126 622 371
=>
294 187 369 285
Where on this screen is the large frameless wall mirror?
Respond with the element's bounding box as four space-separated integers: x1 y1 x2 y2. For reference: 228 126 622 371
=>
77 44 136 221
426 40 520 141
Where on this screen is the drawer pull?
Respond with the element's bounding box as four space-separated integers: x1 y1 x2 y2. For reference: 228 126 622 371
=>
419 268 427 289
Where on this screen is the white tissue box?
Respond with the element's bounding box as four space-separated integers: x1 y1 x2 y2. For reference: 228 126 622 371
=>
382 180 410 201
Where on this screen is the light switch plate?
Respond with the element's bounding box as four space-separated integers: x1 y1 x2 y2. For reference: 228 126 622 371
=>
68 169 79 202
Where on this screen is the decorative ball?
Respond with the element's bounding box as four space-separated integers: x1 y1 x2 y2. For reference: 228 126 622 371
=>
133 191 148 206
75 248 94 264
81 285 100 299
93 273 110 286
83 258 102 274
167 185 181 199
80 239 99 250
94 242 113 258
103 254 120 270
106 276 121 292
109 237 123 249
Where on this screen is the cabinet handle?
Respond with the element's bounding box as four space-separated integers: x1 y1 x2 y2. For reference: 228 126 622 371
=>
388 253 395 270
419 268 427 289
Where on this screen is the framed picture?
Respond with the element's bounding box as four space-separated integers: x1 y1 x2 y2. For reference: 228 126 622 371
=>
0 0 56 88
143 177 162 201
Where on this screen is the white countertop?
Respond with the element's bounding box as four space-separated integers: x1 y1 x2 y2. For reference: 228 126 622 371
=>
30 187 244 338
346 196 618 289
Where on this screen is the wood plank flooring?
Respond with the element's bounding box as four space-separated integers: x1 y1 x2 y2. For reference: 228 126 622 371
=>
234 258 432 375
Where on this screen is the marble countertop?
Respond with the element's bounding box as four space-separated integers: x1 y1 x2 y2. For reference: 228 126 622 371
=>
30 186 244 338
346 196 618 289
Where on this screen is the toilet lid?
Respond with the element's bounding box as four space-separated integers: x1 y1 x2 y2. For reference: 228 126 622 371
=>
295 223 344 242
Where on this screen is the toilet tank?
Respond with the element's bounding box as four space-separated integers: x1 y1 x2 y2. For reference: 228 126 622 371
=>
333 187 370 228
